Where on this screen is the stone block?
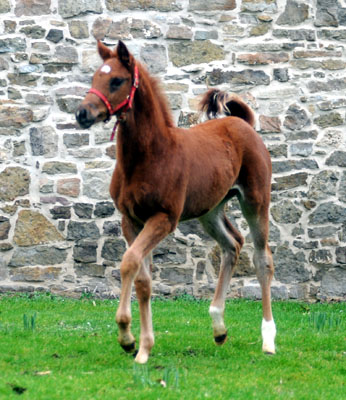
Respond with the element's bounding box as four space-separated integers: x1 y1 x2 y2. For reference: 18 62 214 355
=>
169 41 225 68
15 0 51 16
9 246 67 267
0 167 30 202
101 238 126 261
67 221 100 241
14 210 64 246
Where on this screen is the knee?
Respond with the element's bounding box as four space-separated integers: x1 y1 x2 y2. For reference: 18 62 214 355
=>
121 249 141 278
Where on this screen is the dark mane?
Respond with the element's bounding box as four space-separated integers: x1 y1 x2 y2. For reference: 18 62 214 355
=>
136 62 175 129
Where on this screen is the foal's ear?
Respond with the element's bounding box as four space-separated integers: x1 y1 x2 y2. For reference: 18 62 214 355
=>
97 40 113 61
116 40 132 69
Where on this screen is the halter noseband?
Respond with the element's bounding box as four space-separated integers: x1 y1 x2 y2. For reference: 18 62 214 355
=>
88 64 139 141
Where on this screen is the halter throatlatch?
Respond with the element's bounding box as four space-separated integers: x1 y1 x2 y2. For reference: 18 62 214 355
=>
88 64 139 141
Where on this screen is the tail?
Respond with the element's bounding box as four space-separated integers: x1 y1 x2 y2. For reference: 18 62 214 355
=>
199 89 255 127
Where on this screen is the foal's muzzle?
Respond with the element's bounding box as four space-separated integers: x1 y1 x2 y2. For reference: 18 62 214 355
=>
75 105 97 129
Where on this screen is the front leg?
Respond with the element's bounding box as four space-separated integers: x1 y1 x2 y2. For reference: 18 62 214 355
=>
116 212 176 363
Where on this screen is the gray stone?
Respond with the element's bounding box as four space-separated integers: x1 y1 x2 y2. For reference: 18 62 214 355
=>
308 77 346 93
101 238 126 261
309 249 333 266
169 41 225 68
206 68 270 86
308 226 339 239
46 29 64 43
284 104 310 130
0 105 33 128
10 266 62 282
241 0 277 12
189 0 235 10
270 200 302 224
241 284 261 300
0 167 30 202
166 25 193 40
103 221 121 236
53 46 78 64
273 29 315 41
106 0 181 12
107 18 162 40
82 170 113 200
30 126 58 157
309 202 346 225
315 0 338 27
153 237 187 265
9 246 67 267
272 172 308 191
276 0 309 26
19 25 46 39
290 143 313 157
139 44 167 74
308 170 338 200
0 0 10 12
7 72 40 87
73 203 93 219
318 29 346 41
58 0 102 18
326 151 346 167
314 112 344 128
42 161 77 175
74 240 97 263
339 172 346 203
320 268 346 298
74 263 106 278
94 201 115 218
63 133 89 148
273 68 289 82
50 206 71 220
68 21 89 39
336 247 346 264
195 30 218 40
160 266 194 285
0 38 26 53
285 130 318 141
272 159 318 173
0 216 10 240
56 97 81 114
15 0 51 16
274 243 310 283
67 221 100 241
293 240 318 250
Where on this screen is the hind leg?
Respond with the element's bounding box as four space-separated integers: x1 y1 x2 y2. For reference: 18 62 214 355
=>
199 204 244 345
239 195 276 354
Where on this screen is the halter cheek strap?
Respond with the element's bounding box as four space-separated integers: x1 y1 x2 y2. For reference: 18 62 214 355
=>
88 64 139 141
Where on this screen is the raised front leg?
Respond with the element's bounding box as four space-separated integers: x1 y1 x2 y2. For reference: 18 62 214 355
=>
116 212 175 363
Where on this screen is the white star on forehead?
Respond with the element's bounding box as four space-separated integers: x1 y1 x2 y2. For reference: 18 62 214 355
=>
101 65 111 74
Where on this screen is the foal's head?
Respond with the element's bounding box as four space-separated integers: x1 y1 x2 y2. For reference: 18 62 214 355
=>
76 41 136 129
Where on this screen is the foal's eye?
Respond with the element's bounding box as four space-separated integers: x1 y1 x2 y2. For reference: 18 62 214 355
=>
110 77 125 92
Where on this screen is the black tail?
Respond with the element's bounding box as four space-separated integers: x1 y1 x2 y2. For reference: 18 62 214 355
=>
200 89 255 127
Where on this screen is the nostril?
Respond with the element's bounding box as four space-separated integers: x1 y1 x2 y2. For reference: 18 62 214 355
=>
76 107 87 122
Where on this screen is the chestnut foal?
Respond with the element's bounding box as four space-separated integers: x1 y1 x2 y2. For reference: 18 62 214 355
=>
76 41 276 364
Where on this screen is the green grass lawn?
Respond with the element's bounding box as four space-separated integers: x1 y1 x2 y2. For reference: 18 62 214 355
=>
0 293 345 400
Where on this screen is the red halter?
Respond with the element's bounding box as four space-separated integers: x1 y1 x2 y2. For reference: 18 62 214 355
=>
88 64 139 141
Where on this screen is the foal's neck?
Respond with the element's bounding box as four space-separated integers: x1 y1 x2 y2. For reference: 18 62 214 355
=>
116 66 175 171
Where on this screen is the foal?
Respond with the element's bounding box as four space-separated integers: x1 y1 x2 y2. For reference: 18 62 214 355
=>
76 41 276 364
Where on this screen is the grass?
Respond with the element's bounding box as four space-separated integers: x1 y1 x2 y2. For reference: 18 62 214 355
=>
0 292 345 400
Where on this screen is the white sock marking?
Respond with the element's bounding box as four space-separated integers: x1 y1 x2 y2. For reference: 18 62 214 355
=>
261 318 276 354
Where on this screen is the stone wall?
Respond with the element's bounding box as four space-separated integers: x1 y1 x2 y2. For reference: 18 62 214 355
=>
0 0 345 301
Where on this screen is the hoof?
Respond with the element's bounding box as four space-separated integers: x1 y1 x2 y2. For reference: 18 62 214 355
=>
214 332 227 346
120 342 136 353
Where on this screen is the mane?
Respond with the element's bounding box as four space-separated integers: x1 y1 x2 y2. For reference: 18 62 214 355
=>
135 62 175 128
